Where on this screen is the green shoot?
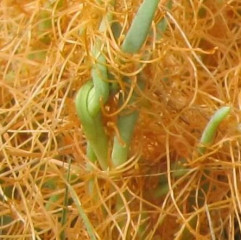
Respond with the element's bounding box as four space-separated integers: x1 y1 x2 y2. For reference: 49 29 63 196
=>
177 106 231 239
198 106 231 155
121 0 160 53
88 46 109 117
112 109 139 167
60 159 71 240
75 2 116 169
75 82 109 170
112 0 162 167
156 0 172 39
111 80 143 167
67 183 97 240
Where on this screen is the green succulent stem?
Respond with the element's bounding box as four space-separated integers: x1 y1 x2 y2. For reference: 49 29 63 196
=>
112 0 161 167
112 105 139 167
75 82 109 170
156 0 172 39
198 106 231 155
75 3 116 170
121 0 160 53
178 106 231 239
87 44 109 117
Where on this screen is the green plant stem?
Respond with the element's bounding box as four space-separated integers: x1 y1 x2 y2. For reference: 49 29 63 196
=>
75 82 109 170
111 82 141 167
112 0 172 167
121 0 160 53
86 143 97 165
75 2 116 170
86 144 97 195
67 183 97 240
111 0 161 167
111 2 164 236
198 106 231 155
88 42 109 117
60 159 71 240
112 109 139 167
156 0 172 39
179 106 231 239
